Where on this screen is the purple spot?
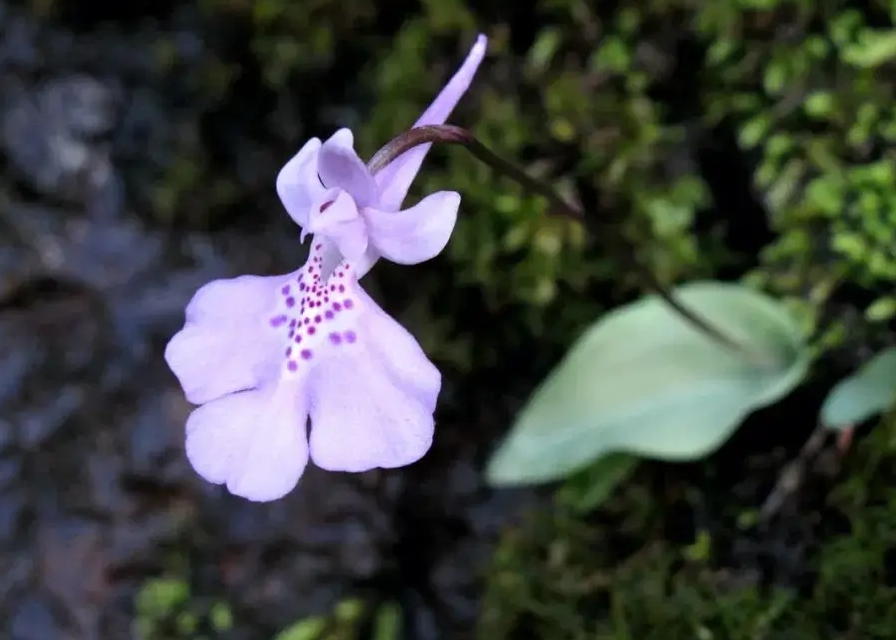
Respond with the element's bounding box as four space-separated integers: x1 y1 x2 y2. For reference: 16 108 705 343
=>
324 310 334 320
344 330 357 343
299 283 306 291
288 330 295 338
330 285 336 292
329 332 342 345
281 284 291 295
294 334 302 343
287 360 298 371
286 347 292 356
344 299 354 310
338 284 345 293
269 314 287 327
286 297 296 308
314 315 321 323
289 318 297 328
308 326 317 335
333 302 342 311
303 318 310 325
301 349 313 360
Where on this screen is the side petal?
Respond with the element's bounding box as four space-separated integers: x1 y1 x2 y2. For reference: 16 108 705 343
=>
185 384 310 502
364 191 460 264
308 283 440 472
276 138 325 228
165 275 283 405
318 128 377 207
374 35 487 212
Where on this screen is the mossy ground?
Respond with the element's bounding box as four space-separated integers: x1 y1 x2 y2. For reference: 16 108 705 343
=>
479 412 896 639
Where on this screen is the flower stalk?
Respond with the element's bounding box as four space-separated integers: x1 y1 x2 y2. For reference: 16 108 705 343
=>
371 124 764 363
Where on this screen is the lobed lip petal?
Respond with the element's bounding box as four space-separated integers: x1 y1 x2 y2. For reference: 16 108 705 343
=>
165 275 284 405
374 34 488 213
318 128 378 207
364 190 460 265
277 137 326 229
185 384 310 502
307 279 440 472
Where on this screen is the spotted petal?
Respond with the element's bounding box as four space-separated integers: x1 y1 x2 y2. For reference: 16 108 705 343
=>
307 279 440 471
185 383 309 501
165 275 283 405
364 190 460 264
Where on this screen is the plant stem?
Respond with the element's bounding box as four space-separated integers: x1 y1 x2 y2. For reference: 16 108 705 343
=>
370 124 763 362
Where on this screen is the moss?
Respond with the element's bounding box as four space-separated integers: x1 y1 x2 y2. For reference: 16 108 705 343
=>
479 414 896 640
694 1 896 342
135 575 234 640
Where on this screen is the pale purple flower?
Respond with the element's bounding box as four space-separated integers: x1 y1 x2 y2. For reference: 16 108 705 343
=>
276 34 487 277
165 35 487 502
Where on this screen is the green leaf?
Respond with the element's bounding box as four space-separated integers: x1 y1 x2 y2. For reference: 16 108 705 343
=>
821 347 896 430
372 602 402 640
804 91 835 118
738 114 772 149
526 27 562 73
271 616 327 640
842 29 896 68
486 282 810 486
557 454 639 513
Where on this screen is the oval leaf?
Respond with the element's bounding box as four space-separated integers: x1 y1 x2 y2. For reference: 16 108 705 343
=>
486 281 809 486
821 347 896 430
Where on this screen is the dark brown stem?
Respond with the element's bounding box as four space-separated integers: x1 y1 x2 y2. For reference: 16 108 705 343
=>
369 125 765 363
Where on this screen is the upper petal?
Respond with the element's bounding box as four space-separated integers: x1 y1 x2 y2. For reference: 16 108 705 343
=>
307 278 440 472
277 138 326 228
165 275 284 405
318 128 377 207
185 383 310 501
363 190 460 264
307 189 370 261
374 35 487 212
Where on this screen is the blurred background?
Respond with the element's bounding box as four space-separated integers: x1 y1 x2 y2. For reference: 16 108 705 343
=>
2 0 896 638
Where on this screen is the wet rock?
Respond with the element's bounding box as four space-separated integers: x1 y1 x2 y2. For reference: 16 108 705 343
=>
0 8 39 70
399 437 546 639
9 593 66 640
202 469 394 635
0 75 118 205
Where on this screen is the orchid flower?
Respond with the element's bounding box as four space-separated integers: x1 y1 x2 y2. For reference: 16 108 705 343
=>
165 35 487 502
276 35 487 279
